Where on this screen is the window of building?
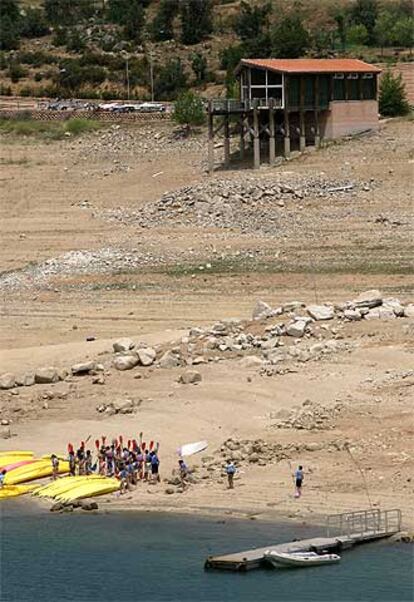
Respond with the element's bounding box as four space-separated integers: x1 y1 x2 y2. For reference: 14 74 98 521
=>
247 68 284 107
362 73 375 99
250 68 266 85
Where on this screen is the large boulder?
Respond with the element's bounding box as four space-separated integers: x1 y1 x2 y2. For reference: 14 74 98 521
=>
0 373 16 390
404 304 414 318
343 309 362 321
158 350 181 369
306 305 334 321
113 355 139 371
35 367 60 384
71 361 96 375
252 300 272 320
353 290 382 309
179 370 202 385
382 298 404 317
15 373 35 387
137 347 156 366
365 307 396 320
286 320 307 337
113 338 135 353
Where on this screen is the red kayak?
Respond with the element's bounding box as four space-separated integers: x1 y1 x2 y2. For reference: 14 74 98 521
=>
0 459 36 472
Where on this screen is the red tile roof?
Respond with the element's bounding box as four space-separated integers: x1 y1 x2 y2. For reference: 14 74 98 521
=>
238 58 381 74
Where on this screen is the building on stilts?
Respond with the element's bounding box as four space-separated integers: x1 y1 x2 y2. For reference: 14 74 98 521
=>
207 58 381 172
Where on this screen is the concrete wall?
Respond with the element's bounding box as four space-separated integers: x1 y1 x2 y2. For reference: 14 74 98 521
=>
323 100 379 139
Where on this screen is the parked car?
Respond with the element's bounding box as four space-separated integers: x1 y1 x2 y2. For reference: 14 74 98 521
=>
136 102 166 113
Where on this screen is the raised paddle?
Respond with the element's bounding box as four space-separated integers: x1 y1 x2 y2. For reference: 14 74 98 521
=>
149 440 154 451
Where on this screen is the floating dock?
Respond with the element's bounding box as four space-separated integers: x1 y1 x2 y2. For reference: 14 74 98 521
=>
205 508 401 571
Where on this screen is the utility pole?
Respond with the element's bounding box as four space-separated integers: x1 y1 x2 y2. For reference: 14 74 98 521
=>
126 56 130 101
149 51 154 102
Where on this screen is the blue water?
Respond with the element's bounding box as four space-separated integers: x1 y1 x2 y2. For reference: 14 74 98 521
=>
0 502 412 602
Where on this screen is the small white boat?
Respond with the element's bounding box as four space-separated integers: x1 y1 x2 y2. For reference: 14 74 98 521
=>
264 550 341 568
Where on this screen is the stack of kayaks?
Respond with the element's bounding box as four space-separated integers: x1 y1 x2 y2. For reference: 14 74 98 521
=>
3 458 69 485
34 475 120 503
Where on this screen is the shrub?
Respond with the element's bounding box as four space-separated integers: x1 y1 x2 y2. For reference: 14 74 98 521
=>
21 8 50 38
191 53 208 84
151 0 177 42
173 91 205 129
347 24 369 46
52 27 68 47
8 62 28 83
180 0 213 45
0 0 21 50
379 71 410 117
271 15 310 58
0 84 12 96
154 58 187 100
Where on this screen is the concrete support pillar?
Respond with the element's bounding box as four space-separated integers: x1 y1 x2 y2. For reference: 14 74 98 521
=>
253 106 260 169
283 109 290 159
268 107 275 166
284 135 291 158
239 114 245 160
299 111 306 152
223 113 230 167
314 109 320 147
207 102 214 174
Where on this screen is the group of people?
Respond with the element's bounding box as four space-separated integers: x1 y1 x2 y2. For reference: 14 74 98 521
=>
64 436 161 493
48 437 305 498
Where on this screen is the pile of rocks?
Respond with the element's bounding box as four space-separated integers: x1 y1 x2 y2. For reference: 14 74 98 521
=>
105 174 367 234
112 338 157 371
271 401 345 431
217 435 350 466
74 124 205 166
0 366 68 390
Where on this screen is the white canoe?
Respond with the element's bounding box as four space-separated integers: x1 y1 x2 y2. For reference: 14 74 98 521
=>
178 441 208 457
265 551 341 568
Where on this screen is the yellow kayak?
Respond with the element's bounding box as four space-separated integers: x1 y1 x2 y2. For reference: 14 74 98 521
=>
4 459 69 485
0 451 33 458
0 454 35 468
35 476 107 499
0 484 37 500
57 479 120 503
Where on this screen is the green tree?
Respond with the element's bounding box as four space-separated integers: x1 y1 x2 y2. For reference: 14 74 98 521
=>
21 8 49 38
235 1 271 41
271 15 310 58
374 11 395 54
347 24 369 46
393 17 414 51
349 0 378 44
173 91 205 129
379 71 410 116
45 0 94 26
334 11 348 52
154 58 187 100
107 0 145 42
180 0 213 45
191 53 207 84
0 0 21 50
151 0 177 42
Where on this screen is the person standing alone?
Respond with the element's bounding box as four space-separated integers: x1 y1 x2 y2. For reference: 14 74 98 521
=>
226 460 236 489
294 465 304 498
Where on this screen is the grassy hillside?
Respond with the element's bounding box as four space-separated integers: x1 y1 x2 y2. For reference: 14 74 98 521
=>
0 0 412 101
